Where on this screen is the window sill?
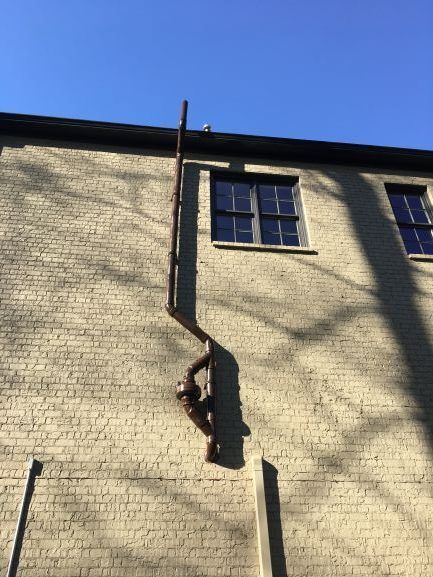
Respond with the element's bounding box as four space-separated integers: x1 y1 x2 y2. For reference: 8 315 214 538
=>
408 253 433 262
212 241 318 254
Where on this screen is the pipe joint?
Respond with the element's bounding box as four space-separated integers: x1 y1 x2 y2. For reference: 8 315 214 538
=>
176 379 201 401
205 436 218 463
185 352 211 380
181 397 213 437
205 338 214 354
165 303 177 316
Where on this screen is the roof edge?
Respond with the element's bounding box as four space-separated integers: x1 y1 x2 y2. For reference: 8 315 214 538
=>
1 112 433 172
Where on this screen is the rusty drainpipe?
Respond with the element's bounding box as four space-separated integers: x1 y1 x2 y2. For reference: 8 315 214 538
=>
165 100 218 463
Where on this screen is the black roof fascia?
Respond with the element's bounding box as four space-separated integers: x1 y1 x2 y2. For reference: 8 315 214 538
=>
1 112 433 172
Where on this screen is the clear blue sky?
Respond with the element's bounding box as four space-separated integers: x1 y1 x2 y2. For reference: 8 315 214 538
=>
2 0 433 149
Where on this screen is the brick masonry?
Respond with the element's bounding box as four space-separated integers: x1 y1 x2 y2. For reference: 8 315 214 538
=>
1 136 433 576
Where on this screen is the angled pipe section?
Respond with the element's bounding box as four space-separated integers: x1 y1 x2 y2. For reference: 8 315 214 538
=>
165 100 218 463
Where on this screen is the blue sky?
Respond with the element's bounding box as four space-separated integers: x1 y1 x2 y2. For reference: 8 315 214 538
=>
1 1 432 149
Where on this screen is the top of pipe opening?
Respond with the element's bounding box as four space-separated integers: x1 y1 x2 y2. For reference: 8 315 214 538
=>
180 100 188 124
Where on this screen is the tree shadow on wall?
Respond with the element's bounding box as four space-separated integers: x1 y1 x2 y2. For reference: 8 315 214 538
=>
176 162 250 469
313 168 433 467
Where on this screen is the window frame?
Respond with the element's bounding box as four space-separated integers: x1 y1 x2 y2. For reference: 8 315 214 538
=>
385 183 433 256
210 172 309 247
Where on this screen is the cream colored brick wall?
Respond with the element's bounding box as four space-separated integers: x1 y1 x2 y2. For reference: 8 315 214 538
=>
1 137 433 576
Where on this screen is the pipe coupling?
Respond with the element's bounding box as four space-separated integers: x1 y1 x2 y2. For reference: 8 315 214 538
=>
176 380 201 401
205 436 218 463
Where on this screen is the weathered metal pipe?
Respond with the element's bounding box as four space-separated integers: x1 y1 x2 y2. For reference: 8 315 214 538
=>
165 100 218 463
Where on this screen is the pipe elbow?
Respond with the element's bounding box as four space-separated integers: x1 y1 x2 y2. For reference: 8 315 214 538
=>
179 396 218 462
165 303 176 316
181 401 212 436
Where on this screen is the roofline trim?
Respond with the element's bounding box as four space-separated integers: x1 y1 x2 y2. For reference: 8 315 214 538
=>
1 112 433 171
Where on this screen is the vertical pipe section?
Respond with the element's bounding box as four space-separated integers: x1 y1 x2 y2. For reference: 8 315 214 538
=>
252 455 274 577
165 100 218 463
165 99 188 315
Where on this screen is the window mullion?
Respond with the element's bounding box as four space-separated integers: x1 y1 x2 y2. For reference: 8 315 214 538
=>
293 182 307 246
251 182 262 243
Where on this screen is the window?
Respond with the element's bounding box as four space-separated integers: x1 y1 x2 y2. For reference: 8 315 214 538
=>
386 184 433 255
211 174 308 247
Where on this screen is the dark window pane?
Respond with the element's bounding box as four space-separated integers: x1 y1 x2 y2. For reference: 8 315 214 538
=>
233 183 251 198
216 196 233 211
262 231 281 245
215 181 232 196
235 216 252 231
280 220 298 234
411 210 430 224
276 186 294 201
415 227 433 242
423 243 433 254
422 243 433 254
389 194 406 208
404 240 422 254
258 185 276 200
261 200 278 214
234 197 252 212
262 218 279 233
236 231 253 243
282 235 300 246
278 201 296 215
393 208 412 223
217 228 235 242
406 195 424 210
216 215 233 230
399 226 417 241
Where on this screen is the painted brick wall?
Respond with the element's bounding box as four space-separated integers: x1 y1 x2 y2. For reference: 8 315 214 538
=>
1 136 433 576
